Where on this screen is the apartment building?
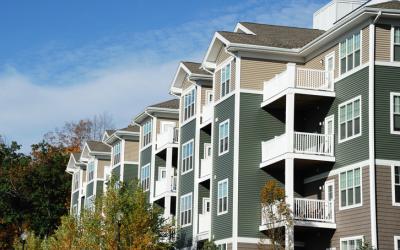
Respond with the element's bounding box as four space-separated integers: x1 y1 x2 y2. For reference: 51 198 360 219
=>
66 152 86 216
133 99 180 220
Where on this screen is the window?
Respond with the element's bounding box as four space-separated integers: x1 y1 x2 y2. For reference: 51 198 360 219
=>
340 236 363 250
219 120 229 155
393 27 400 61
73 172 79 191
391 93 400 134
180 193 192 227
218 179 228 215
183 88 196 121
217 243 227 250
206 90 213 105
143 120 152 147
182 140 194 173
339 96 361 142
88 161 95 182
220 63 231 97
113 142 121 165
340 31 361 74
393 166 400 205
340 168 361 208
141 164 150 191
395 236 400 250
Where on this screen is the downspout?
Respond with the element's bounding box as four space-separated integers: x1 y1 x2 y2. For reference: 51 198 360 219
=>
369 10 381 249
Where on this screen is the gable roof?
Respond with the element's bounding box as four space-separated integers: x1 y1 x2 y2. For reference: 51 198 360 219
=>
149 99 180 109
86 140 111 153
368 1 400 9
181 61 211 76
133 99 180 124
170 61 212 95
120 125 140 133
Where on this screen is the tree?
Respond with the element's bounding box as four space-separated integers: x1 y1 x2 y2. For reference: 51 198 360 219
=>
259 180 293 250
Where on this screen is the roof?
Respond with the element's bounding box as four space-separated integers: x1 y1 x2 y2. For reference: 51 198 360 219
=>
72 152 81 161
106 129 115 135
219 23 325 49
149 99 180 109
181 61 210 75
369 1 400 9
86 141 111 153
119 125 140 133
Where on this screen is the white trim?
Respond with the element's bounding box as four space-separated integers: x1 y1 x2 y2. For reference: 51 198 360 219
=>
124 161 139 165
218 119 230 156
217 178 229 216
233 23 255 35
325 179 335 201
215 56 234 72
238 88 263 95
375 60 400 67
220 62 232 99
338 30 362 77
180 192 193 228
339 235 364 249
213 90 235 106
325 51 336 90
338 95 362 143
338 166 363 211
140 163 150 191
334 63 369 83
394 235 400 250
181 139 195 175
376 159 400 166
392 165 400 206
391 25 395 62
325 114 335 135
237 237 271 244
390 92 400 135
180 116 196 128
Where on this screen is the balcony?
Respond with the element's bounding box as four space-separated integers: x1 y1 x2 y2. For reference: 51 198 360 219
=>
262 64 335 107
155 176 177 198
201 104 213 125
199 157 212 180
198 212 211 238
156 128 179 150
261 132 334 167
260 198 335 231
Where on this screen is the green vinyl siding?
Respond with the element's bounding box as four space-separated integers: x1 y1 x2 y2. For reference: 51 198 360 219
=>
328 66 369 169
112 165 121 180
212 94 234 241
87 181 94 197
198 183 210 214
123 164 138 183
140 146 152 196
238 93 285 238
199 129 211 160
72 190 79 206
177 118 196 248
375 65 400 160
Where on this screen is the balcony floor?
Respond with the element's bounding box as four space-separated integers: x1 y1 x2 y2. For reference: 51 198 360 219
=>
260 152 335 169
259 219 336 232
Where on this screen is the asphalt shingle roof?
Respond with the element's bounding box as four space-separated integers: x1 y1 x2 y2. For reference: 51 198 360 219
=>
86 141 111 153
219 22 325 49
181 61 211 75
120 125 140 133
72 152 81 161
149 99 179 109
369 1 400 9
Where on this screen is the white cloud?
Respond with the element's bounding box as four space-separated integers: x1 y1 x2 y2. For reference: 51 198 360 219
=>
0 0 324 152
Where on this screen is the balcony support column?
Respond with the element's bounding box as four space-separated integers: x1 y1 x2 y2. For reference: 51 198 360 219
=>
285 158 294 250
164 147 173 219
285 92 295 152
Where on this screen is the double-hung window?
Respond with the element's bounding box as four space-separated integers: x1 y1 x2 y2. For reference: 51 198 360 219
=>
143 120 152 147
220 63 231 98
340 31 361 74
88 161 95 182
219 120 229 155
180 193 192 227
141 164 150 191
183 89 196 121
217 179 228 215
113 142 121 165
340 236 363 250
340 168 361 209
339 96 361 142
393 27 400 61
393 166 400 205
182 140 194 173
391 93 400 134
73 172 79 191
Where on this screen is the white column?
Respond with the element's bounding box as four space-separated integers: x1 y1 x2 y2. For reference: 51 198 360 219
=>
286 92 295 152
164 147 173 219
285 158 294 250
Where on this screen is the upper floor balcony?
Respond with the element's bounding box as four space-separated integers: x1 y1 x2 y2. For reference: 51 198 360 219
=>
156 128 179 150
201 103 213 125
260 131 335 167
199 157 212 181
259 198 335 231
262 63 335 107
155 176 177 198
198 212 211 235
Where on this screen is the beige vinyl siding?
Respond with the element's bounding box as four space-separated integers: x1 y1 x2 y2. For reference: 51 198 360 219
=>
362 25 370 64
375 24 391 62
216 47 231 65
124 140 139 162
304 44 339 78
214 59 236 102
201 86 212 110
97 159 109 179
376 165 400 249
240 58 286 91
182 74 194 91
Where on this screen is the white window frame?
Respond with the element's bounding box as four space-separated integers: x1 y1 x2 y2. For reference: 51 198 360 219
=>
112 141 121 166
142 120 153 147
141 164 150 191
205 90 213 105
180 193 192 227
73 172 80 191
181 139 194 174
183 88 196 121
338 96 362 143
391 26 400 62
339 167 362 210
87 160 95 183
158 167 166 181
395 235 400 250
390 92 400 135
217 243 227 250
339 30 361 75
218 119 230 156
217 178 229 215
202 197 210 214
340 235 363 250
220 63 231 98
392 165 400 206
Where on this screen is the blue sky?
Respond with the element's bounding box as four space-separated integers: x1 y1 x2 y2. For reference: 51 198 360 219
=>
0 0 326 152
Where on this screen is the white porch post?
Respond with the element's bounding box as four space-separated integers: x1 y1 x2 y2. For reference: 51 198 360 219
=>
164 147 173 219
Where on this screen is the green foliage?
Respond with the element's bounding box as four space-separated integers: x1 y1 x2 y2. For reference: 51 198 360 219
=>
358 241 376 250
201 239 218 250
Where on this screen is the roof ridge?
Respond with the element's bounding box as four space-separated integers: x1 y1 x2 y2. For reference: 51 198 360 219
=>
238 21 324 32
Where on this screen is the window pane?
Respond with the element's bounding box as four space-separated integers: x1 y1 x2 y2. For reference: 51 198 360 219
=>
354 99 360 117
395 27 400 44
354 117 360 135
347 36 354 54
355 186 361 204
354 168 360 186
340 172 347 189
395 96 400 113
341 58 347 74
348 189 354 205
341 190 347 207
347 55 353 71
347 170 353 187
340 41 347 58
347 103 353 121
340 123 346 140
347 120 353 137
396 186 400 203
354 32 360 50
340 106 346 123
395 45 400 62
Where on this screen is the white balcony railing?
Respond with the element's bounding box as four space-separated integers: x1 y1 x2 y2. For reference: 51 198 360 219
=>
156 128 179 150
155 176 177 197
261 198 334 226
261 132 334 163
198 212 211 233
200 157 212 178
263 63 333 103
201 104 213 124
